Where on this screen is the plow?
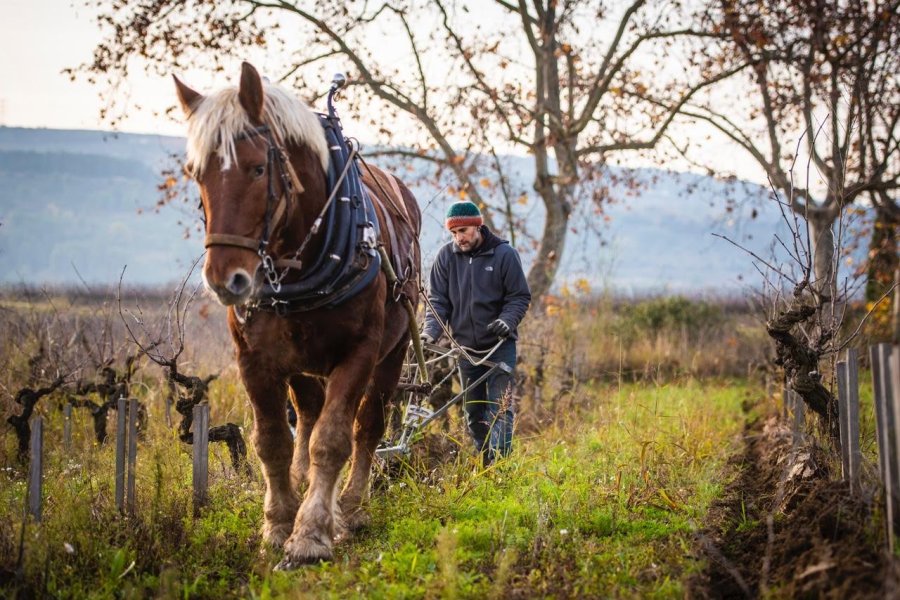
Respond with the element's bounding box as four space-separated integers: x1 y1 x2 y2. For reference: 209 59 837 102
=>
376 340 512 458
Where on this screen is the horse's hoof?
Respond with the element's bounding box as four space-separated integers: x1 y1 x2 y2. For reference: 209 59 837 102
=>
273 555 327 571
281 533 333 567
339 496 370 532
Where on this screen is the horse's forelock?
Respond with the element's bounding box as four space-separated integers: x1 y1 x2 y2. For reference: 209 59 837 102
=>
185 84 329 178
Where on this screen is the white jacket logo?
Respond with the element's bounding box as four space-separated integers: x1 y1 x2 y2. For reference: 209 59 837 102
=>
484 266 493 271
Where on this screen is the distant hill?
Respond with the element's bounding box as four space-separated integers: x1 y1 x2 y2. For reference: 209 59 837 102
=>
0 126 779 292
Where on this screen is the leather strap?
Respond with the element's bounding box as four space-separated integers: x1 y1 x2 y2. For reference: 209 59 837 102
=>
386 174 411 224
274 258 304 270
205 233 259 251
369 190 403 282
269 193 288 234
204 194 288 252
267 126 305 195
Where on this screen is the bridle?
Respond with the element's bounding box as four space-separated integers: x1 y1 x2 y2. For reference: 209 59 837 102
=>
198 74 383 316
202 124 301 293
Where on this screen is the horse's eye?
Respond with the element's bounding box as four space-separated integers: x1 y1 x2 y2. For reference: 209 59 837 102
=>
252 164 266 178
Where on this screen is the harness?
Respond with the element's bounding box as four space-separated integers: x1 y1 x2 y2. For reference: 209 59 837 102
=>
206 78 383 315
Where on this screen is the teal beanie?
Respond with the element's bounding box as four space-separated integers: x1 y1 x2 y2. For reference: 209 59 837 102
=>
445 201 483 230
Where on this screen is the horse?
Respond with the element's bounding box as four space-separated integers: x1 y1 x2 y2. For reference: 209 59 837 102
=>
173 62 421 568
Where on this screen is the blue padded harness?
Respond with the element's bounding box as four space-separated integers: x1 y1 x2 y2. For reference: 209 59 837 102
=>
253 100 382 314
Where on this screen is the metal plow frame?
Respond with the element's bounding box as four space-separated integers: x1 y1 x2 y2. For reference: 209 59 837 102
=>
375 342 511 458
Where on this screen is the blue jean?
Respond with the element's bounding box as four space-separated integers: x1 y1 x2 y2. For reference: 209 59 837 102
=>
458 339 517 465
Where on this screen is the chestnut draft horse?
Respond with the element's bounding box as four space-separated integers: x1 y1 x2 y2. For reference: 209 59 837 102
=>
173 63 421 568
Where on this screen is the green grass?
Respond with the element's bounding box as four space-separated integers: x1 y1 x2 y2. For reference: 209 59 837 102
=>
1 377 752 598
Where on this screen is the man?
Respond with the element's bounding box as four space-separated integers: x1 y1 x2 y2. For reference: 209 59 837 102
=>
421 201 531 466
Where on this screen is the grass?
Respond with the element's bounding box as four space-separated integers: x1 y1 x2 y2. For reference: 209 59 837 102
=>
1 376 752 598
0 289 766 597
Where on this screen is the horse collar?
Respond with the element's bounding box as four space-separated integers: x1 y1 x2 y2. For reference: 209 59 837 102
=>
242 114 381 315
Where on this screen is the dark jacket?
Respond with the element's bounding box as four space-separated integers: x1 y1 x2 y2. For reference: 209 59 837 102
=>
423 226 531 350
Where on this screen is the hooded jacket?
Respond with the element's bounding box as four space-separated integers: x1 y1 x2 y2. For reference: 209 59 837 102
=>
423 226 531 350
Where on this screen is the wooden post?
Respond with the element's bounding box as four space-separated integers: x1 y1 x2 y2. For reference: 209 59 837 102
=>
63 403 72 451
126 398 138 515
890 345 900 509
28 417 43 522
891 344 900 420
882 344 899 532
115 396 127 513
893 266 900 345
165 397 172 429
789 390 805 440
837 360 851 479
871 344 898 548
846 349 861 492
192 403 210 514
165 378 174 429
836 351 862 493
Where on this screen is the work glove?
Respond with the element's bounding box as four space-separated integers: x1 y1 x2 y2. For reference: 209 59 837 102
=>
486 319 511 338
420 332 435 345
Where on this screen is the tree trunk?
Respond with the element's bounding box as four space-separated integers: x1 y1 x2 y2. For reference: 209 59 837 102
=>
807 209 837 326
767 304 840 442
527 187 571 302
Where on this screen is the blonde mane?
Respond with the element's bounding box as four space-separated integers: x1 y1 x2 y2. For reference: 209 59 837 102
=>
184 83 329 177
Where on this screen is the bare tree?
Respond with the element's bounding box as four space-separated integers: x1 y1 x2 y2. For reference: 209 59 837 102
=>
7 377 65 460
69 349 150 444
683 0 900 320
726 186 844 442
2 290 93 459
76 0 740 299
721 140 897 441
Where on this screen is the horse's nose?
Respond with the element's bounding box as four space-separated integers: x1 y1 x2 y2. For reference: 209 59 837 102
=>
226 269 253 296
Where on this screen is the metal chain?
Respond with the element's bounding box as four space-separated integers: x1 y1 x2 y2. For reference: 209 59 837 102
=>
259 251 281 293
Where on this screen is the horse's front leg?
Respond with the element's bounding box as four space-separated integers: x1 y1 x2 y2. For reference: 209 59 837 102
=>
243 371 297 548
339 339 407 532
288 374 325 491
279 348 377 567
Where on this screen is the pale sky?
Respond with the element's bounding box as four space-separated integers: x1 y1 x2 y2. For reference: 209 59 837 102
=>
0 0 217 135
0 0 775 186
0 0 435 136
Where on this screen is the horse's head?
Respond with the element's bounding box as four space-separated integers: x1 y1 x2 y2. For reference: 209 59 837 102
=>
173 62 329 306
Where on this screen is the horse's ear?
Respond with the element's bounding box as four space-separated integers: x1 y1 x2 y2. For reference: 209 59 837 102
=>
173 75 203 118
238 62 265 122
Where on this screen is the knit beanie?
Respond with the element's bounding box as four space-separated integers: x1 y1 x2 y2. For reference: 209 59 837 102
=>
445 201 483 230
